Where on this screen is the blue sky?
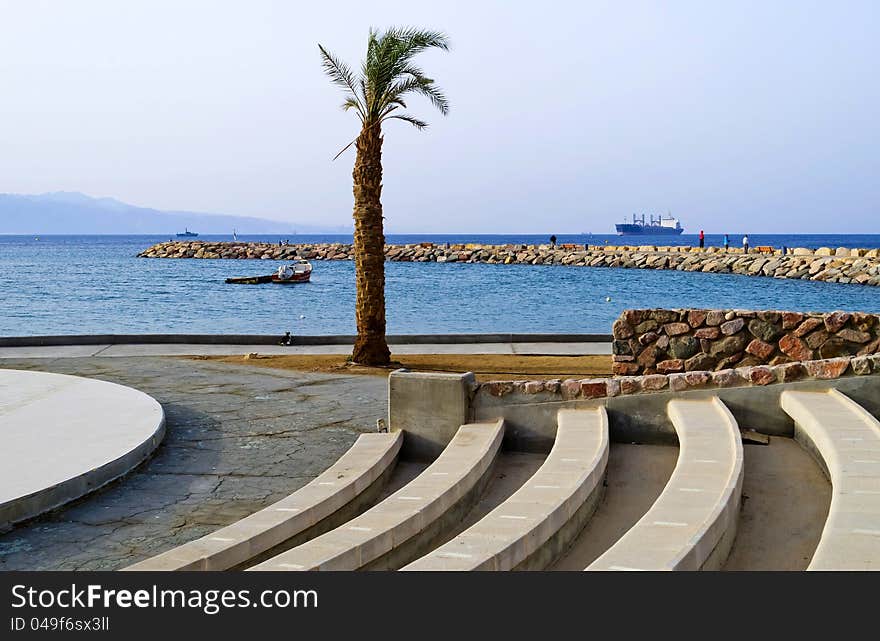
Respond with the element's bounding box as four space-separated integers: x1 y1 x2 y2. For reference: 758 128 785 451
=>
1 0 877 233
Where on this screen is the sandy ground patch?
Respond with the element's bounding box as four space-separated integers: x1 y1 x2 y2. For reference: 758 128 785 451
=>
551 443 679 570
722 438 830 570
193 353 613 382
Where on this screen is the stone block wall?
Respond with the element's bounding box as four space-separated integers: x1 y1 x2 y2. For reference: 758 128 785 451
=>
612 308 880 376
477 353 880 406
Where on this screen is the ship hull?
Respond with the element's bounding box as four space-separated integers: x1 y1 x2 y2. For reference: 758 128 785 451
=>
615 224 683 235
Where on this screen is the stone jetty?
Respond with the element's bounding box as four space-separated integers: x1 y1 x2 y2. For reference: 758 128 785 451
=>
138 241 880 286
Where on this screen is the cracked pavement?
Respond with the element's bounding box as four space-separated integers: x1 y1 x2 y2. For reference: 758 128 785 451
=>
0 357 386 570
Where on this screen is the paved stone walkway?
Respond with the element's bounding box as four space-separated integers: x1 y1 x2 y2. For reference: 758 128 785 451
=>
0 357 386 570
0 341 611 359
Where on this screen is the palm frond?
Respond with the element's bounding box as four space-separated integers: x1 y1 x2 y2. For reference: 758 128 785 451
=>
384 77 449 115
341 96 362 112
374 30 448 111
320 26 450 134
332 136 359 161
385 27 450 55
318 45 365 115
394 62 426 80
383 113 429 130
418 83 449 115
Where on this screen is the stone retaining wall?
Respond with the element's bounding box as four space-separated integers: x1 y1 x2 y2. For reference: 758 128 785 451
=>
612 308 880 376
138 241 880 287
476 306 880 408
478 352 880 403
469 356 880 451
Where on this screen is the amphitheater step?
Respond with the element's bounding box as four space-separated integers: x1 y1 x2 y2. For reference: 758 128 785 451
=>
588 397 744 571
402 408 608 570
124 432 403 571
248 420 505 571
780 389 880 570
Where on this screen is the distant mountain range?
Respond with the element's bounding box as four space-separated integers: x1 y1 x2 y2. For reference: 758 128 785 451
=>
0 192 349 234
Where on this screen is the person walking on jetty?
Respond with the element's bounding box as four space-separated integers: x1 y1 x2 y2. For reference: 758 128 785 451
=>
549 234 557 248
743 234 750 254
723 234 730 251
698 230 705 248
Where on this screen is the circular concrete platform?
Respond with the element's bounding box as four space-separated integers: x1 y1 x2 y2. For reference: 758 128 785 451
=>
0 369 165 530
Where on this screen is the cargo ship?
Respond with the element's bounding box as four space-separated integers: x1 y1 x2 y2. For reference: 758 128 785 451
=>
615 213 683 235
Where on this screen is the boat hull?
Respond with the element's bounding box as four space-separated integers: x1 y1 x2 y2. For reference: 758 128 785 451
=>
270 273 311 284
615 224 683 235
225 272 311 284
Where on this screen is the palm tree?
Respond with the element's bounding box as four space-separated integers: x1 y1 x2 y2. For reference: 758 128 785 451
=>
319 27 450 366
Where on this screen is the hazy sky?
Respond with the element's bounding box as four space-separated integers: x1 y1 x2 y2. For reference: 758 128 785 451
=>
2 0 878 233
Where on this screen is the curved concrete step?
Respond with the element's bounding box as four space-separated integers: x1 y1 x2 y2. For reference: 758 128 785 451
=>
0 369 165 531
124 432 403 571
403 408 608 570
780 389 880 570
248 420 505 571
588 397 744 571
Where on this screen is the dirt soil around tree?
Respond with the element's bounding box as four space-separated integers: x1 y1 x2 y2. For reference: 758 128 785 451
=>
192 353 614 382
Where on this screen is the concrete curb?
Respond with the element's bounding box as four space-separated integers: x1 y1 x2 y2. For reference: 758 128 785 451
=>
781 389 880 570
248 420 505 571
0 333 612 348
588 397 744 571
124 432 404 571
0 370 166 532
403 407 610 571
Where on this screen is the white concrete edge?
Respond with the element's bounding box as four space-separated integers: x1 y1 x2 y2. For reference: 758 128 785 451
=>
247 420 505 571
666 397 744 571
781 389 880 571
0 373 166 532
587 396 743 571
123 431 403 571
828 388 880 439
403 408 609 571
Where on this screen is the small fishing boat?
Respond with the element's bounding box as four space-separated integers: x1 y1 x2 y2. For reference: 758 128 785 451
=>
226 260 312 285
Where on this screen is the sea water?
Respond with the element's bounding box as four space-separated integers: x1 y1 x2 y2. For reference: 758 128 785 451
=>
1 234 879 336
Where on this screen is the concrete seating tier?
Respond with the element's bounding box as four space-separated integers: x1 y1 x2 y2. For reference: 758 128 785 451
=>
588 397 744 571
403 408 608 570
125 432 402 571
0 369 165 531
780 389 880 570
248 420 505 571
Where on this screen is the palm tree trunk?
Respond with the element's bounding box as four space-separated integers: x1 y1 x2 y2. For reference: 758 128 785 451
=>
350 124 391 365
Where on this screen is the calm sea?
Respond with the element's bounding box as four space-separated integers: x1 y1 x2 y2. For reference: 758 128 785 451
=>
1 234 879 337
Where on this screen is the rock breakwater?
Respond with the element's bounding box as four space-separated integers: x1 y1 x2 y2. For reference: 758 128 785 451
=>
138 241 880 286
